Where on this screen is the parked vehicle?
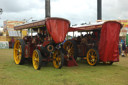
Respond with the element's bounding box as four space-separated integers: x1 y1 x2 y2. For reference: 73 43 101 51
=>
13 17 70 70
63 21 122 66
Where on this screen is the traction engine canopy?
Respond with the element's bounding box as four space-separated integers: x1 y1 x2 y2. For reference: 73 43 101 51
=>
46 18 70 43
99 21 122 62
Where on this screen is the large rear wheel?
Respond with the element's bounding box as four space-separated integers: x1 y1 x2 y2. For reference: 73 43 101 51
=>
86 48 99 66
13 39 25 65
53 50 64 69
32 49 42 70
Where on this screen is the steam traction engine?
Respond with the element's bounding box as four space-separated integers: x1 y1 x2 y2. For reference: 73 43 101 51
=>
63 21 122 66
13 17 70 70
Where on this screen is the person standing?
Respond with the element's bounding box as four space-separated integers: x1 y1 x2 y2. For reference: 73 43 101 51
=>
11 37 15 48
119 43 121 55
122 41 126 57
125 45 128 56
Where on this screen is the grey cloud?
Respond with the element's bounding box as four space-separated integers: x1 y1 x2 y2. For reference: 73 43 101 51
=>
0 0 128 27
0 0 45 12
103 0 128 20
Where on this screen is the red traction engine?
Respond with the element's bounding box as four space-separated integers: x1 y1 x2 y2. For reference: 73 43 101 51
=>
13 17 70 70
63 21 122 66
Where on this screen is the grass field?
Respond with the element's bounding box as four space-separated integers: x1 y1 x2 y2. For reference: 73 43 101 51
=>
0 49 128 85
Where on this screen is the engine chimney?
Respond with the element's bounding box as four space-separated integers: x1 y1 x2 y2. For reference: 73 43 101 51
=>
45 0 51 18
97 0 102 20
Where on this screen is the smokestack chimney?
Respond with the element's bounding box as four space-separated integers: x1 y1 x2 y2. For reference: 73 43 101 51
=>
45 0 51 18
97 0 102 20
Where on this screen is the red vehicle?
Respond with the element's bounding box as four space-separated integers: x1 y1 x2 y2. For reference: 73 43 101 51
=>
13 17 70 70
63 21 122 66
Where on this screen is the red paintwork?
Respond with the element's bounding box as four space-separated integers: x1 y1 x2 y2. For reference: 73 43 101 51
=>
99 21 122 62
15 17 71 67
68 21 122 62
64 56 78 67
46 18 70 43
36 44 42 50
29 44 35 58
77 45 86 56
25 45 29 58
24 42 50 58
24 40 36 58
42 41 50 47
15 17 70 44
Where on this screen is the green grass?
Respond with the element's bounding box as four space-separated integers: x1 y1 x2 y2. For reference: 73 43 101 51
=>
0 49 128 85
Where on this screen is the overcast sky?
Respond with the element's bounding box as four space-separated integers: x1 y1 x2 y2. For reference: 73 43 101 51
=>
0 0 128 27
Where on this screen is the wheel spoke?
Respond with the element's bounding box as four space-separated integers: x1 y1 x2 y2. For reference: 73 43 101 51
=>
15 48 19 51
91 51 94 55
69 43 73 49
34 54 39 62
58 57 61 61
35 53 38 58
35 61 39 66
58 61 61 65
16 43 19 48
56 57 58 61
18 55 21 59
89 52 92 56
67 42 73 49
34 58 38 61
66 45 70 51
70 48 74 54
93 52 96 56
16 55 20 62
16 55 18 60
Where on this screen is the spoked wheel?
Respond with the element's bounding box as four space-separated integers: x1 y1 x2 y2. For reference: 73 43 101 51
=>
13 39 25 65
63 40 77 60
53 50 64 69
86 48 99 66
32 49 42 70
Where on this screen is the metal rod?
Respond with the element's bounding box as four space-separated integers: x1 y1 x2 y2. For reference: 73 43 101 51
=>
20 30 22 38
31 28 32 38
97 0 102 20
45 0 51 18
73 32 74 38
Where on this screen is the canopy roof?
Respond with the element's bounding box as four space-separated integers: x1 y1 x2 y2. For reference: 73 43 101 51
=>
68 21 122 32
14 20 45 30
14 17 70 44
69 24 102 32
14 17 70 30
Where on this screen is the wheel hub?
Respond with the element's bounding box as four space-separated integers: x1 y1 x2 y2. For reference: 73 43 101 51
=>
91 56 95 62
